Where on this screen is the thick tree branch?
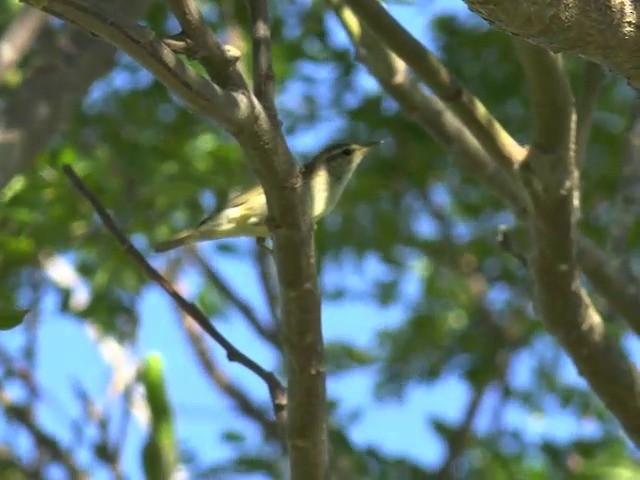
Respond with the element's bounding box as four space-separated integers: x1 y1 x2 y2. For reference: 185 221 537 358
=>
343 0 526 170
336 4 640 443
0 6 46 82
25 0 327 475
61 165 287 423
464 0 640 88
516 40 640 445
334 2 640 334
20 0 242 126
167 0 247 90
246 0 277 122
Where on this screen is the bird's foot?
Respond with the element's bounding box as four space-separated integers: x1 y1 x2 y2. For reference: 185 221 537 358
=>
256 236 273 254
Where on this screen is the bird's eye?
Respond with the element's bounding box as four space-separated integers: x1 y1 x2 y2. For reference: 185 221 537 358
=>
341 147 354 156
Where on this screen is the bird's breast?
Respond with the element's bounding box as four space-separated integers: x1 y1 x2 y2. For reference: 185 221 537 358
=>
311 168 348 219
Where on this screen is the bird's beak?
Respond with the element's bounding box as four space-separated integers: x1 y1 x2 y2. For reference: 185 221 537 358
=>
359 140 384 152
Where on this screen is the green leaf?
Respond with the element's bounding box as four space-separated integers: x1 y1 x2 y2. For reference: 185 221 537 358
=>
0 308 29 330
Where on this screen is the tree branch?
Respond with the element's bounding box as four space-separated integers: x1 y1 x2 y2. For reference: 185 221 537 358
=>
61 164 287 424
332 2 529 216
21 0 243 126
167 0 247 90
343 0 526 170
177 307 284 443
464 0 640 88
245 0 277 122
334 2 640 339
515 40 640 445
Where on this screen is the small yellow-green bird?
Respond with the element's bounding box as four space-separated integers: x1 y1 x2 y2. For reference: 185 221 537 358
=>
154 141 381 252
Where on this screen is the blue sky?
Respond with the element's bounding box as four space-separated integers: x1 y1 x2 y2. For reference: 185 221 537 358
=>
1 1 632 478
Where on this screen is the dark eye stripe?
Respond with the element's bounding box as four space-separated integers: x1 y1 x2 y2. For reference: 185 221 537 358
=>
341 147 354 156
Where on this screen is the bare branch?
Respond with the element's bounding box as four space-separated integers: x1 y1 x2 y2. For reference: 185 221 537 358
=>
343 0 526 170
178 307 284 443
61 164 287 422
27 1 329 473
334 1 640 342
245 0 277 121
0 6 47 82
21 0 242 126
188 249 280 348
167 0 247 89
515 41 640 445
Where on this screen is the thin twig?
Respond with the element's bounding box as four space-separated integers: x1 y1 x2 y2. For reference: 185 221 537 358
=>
189 249 280 348
61 164 286 419
245 0 277 121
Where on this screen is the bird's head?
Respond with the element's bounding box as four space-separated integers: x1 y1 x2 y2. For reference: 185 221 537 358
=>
312 140 382 182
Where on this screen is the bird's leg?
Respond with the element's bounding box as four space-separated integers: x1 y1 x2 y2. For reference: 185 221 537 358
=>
256 236 273 254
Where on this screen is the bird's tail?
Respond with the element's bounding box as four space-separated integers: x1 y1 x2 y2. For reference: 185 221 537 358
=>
153 229 199 253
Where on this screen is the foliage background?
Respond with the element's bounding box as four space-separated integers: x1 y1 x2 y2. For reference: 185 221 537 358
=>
1 0 639 478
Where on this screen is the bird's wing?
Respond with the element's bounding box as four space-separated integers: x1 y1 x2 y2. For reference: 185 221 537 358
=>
196 184 266 228
226 184 264 208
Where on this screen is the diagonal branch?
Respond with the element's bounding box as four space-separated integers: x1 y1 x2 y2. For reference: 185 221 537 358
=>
343 0 526 171
167 0 247 90
515 40 640 446
335 4 640 444
334 1 640 338
61 164 287 423
245 0 277 122
332 2 529 216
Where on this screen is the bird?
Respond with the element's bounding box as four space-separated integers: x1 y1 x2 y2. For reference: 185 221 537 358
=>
153 141 381 252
